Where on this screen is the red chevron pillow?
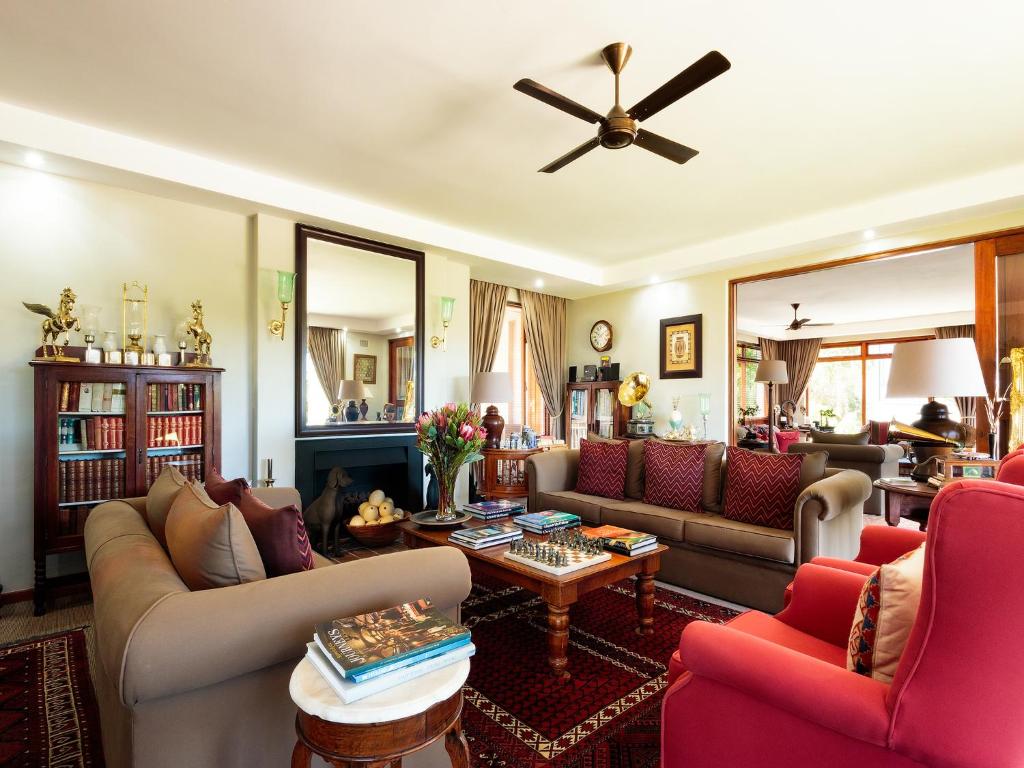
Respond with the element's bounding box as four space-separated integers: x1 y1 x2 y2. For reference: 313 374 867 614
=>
643 440 708 511
722 446 804 530
575 438 629 500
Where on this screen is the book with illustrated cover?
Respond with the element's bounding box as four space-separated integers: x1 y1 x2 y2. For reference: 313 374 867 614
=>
450 523 522 542
313 598 470 682
513 510 581 531
464 499 525 514
586 525 656 550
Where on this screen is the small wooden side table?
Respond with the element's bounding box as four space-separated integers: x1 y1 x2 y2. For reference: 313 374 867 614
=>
289 656 471 768
480 447 544 499
874 478 939 531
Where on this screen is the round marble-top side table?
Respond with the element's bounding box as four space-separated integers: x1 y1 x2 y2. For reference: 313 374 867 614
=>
289 656 471 768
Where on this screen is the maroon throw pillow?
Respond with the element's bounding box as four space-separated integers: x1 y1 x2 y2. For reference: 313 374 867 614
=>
575 438 629 500
721 446 805 530
204 467 249 507
236 490 316 576
643 440 708 512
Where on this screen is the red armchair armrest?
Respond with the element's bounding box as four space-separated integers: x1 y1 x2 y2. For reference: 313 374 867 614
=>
680 622 891 746
775 563 871 647
855 525 926 566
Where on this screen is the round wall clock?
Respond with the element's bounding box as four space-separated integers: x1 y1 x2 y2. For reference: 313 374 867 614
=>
590 320 613 352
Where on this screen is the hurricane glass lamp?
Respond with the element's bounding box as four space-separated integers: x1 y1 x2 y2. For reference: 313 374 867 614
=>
472 372 514 448
699 392 711 438
430 296 456 351
80 304 102 363
268 270 296 340
755 360 788 453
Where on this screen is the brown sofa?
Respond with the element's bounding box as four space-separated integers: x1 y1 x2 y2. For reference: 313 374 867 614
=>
787 439 905 516
526 443 871 613
84 487 471 768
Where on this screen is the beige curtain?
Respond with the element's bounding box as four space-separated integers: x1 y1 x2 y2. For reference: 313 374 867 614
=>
308 326 346 410
758 336 823 415
470 280 508 379
934 325 978 420
521 289 567 436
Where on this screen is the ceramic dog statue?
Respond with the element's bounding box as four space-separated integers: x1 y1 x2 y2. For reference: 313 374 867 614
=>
303 466 352 554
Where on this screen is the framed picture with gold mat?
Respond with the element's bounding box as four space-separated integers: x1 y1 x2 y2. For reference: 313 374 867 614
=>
660 314 702 379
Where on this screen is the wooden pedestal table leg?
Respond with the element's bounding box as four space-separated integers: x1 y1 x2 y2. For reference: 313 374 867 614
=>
635 572 655 636
546 603 571 680
444 717 471 768
884 490 901 527
291 739 313 768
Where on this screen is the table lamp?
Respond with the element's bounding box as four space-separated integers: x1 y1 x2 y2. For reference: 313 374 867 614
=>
472 372 513 448
755 359 788 453
886 338 987 465
339 379 369 423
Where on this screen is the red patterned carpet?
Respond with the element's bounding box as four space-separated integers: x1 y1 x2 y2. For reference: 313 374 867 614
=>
0 629 104 768
460 579 739 767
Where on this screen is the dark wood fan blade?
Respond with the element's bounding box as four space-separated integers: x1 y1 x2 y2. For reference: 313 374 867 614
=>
634 129 698 164
539 137 601 173
803 323 834 327
514 79 603 124
628 51 731 122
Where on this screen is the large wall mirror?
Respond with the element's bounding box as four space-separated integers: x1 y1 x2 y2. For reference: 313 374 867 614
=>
295 224 424 437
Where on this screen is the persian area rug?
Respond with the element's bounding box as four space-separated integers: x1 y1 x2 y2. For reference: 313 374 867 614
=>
460 579 739 768
0 629 104 767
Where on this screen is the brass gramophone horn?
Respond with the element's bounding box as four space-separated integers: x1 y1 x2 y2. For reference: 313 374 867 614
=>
618 371 651 407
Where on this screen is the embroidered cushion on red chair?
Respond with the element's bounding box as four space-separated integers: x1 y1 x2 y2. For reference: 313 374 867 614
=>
721 446 804 530
643 440 708 511
575 438 629 500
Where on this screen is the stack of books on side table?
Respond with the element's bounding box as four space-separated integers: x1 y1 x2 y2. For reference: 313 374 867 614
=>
306 598 474 704
512 510 581 534
448 522 523 549
585 525 658 556
464 499 525 520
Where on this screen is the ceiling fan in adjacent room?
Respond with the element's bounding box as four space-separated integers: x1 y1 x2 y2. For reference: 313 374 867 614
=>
784 303 834 331
513 42 731 172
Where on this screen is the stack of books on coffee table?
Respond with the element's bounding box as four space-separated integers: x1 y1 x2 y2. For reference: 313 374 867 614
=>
463 499 525 520
512 510 581 534
585 525 658 556
306 598 474 704
448 522 523 549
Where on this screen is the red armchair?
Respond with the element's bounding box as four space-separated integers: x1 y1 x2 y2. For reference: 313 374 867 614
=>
996 449 1024 485
662 480 1024 768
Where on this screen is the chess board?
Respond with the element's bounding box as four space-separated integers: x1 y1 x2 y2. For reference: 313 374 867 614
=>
503 547 611 576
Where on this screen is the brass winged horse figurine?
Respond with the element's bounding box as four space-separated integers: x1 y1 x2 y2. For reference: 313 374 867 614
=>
23 287 81 361
185 299 213 367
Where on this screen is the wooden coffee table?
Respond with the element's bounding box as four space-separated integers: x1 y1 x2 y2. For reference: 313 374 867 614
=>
401 519 667 681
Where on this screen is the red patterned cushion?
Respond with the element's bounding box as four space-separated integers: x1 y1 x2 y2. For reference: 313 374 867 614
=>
236 490 316 576
575 438 629 500
204 467 248 507
721 447 804 529
642 441 708 511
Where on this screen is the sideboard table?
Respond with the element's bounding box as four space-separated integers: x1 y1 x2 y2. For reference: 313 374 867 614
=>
289 656 471 767
480 447 545 499
874 478 938 531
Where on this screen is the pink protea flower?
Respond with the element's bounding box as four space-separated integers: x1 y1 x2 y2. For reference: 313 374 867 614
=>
458 422 476 441
477 427 488 440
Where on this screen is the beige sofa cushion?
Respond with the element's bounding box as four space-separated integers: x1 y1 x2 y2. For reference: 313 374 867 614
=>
145 465 188 547
165 482 267 590
684 514 796 563
698 442 727 512
600 499 704 541
810 428 869 445
536 490 604 525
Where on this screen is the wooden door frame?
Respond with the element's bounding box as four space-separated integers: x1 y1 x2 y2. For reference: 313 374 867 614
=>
728 224 1024 450
388 335 415 405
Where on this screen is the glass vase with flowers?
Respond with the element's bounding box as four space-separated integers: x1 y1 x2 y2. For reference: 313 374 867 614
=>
416 403 485 521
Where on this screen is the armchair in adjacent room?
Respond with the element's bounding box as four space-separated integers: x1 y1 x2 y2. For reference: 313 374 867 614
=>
662 480 1024 768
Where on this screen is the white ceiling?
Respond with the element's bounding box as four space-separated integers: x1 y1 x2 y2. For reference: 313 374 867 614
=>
1 2 1024 293
737 245 975 340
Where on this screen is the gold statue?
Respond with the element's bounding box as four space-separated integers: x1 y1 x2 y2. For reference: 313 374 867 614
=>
23 287 81 361
185 300 213 367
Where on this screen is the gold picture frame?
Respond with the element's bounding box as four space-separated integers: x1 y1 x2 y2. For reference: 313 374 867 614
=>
353 353 377 385
660 314 703 379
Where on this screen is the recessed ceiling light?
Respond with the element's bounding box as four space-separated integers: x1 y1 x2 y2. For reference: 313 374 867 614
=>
395 327 402 333
24 151 44 168
863 229 876 240
650 275 660 284
534 278 544 288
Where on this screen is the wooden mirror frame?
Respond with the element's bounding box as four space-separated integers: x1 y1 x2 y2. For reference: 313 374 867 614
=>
294 223 425 437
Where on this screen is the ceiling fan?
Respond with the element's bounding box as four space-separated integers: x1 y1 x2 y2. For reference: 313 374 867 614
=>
784 303 834 331
513 42 730 173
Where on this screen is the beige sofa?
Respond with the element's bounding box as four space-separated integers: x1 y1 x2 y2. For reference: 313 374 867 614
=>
84 488 471 768
526 444 871 612
787 441 905 516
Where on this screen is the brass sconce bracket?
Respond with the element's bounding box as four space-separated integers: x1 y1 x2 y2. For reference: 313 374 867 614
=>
268 302 290 340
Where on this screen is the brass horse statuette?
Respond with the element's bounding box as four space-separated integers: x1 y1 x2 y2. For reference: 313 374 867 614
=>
185 299 213 367
23 287 81 361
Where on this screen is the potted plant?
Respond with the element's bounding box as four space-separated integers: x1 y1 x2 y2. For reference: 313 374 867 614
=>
818 408 837 432
416 403 486 521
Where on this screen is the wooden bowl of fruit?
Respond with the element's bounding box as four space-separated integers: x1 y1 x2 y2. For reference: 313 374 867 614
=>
346 489 406 546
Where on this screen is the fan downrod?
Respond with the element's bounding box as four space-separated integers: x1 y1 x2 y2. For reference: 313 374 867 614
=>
599 42 637 149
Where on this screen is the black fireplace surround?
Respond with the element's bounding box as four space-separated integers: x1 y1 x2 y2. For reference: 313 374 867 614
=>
295 434 423 515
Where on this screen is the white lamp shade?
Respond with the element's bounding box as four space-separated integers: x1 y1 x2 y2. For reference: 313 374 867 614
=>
755 359 789 384
886 338 987 398
339 379 368 400
471 371 513 404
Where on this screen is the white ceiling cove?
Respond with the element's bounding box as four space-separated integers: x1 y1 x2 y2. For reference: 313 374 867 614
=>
1 1 1023 294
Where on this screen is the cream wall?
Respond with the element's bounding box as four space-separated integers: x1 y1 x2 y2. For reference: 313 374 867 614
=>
0 171 474 594
567 205 1024 442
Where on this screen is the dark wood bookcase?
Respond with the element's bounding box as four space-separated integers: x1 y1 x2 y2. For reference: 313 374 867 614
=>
30 357 222 614
564 380 630 448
